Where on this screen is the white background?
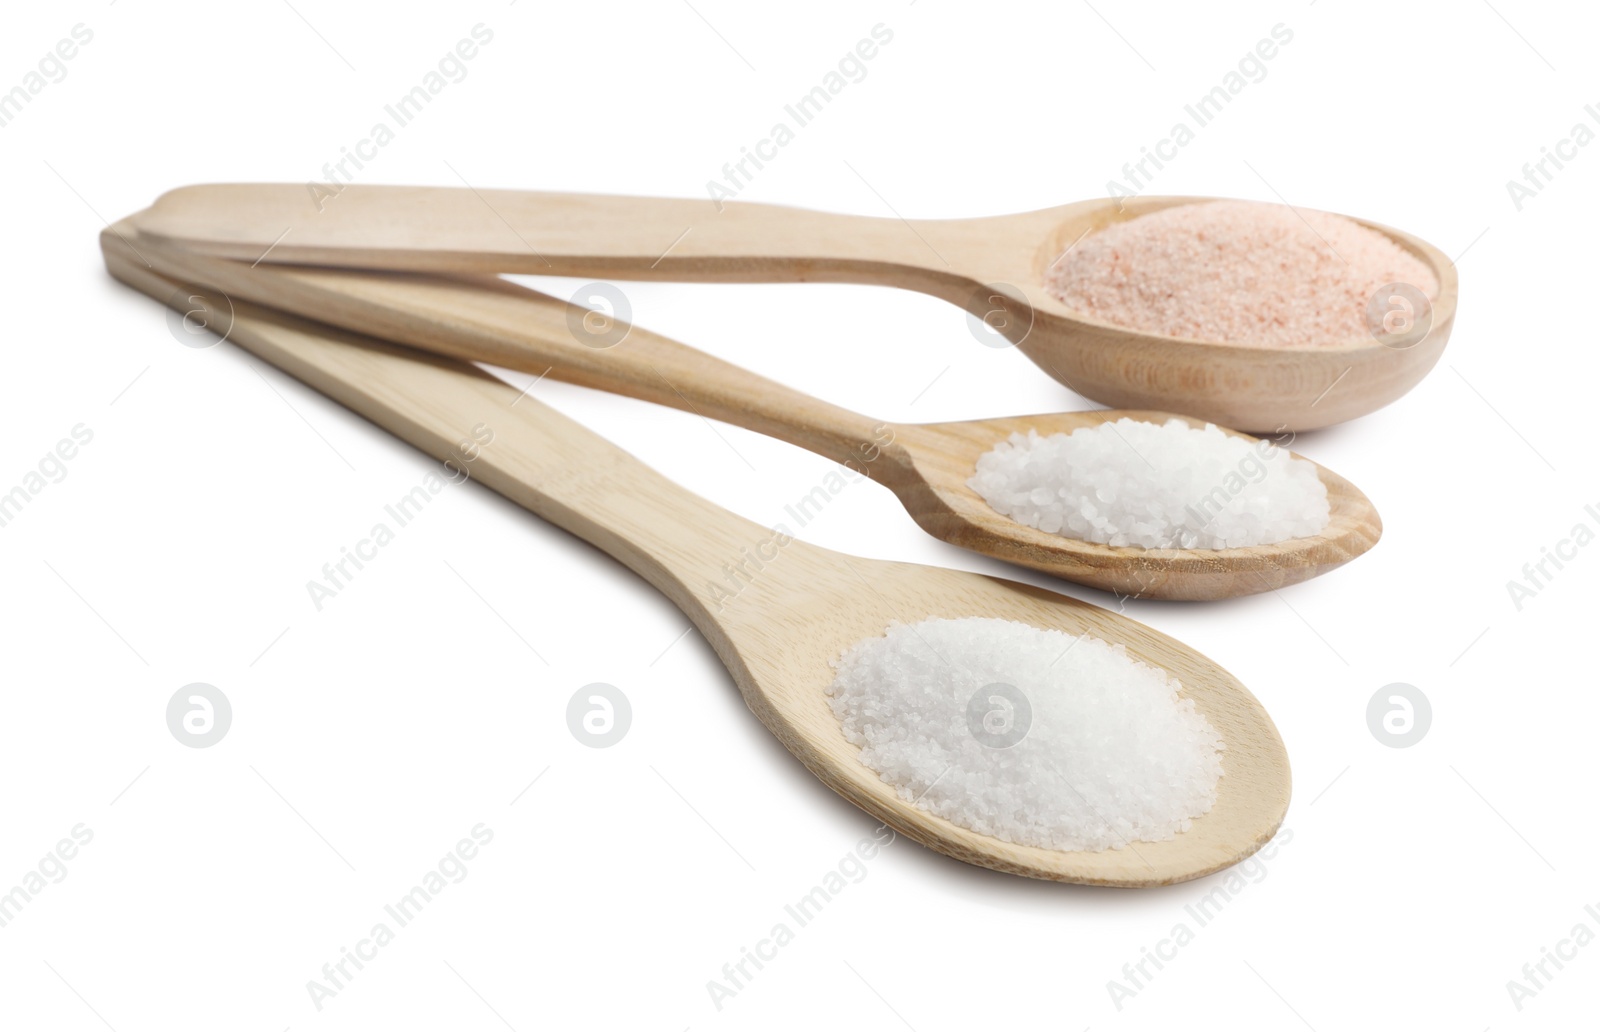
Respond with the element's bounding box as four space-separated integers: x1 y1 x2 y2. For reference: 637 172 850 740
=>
1 0 1595 1028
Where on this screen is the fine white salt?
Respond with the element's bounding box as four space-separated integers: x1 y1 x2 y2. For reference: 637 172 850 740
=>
827 617 1223 852
967 418 1330 550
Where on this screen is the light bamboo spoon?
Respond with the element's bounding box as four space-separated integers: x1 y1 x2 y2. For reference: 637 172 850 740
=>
102 228 1290 888
130 184 1457 431
123 222 1381 602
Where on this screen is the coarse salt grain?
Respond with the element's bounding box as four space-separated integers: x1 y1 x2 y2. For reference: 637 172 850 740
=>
1045 199 1439 348
968 417 1329 549
826 617 1224 853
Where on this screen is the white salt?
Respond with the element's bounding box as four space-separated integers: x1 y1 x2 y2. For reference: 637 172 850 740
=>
967 417 1330 550
827 617 1223 852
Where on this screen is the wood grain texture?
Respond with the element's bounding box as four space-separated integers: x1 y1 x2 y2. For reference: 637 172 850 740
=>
126 231 1381 601
131 184 1458 431
101 224 1292 888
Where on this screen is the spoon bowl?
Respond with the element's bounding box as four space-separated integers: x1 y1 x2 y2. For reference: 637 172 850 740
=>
102 229 1292 886
895 409 1380 601
967 195 1457 433
131 185 1457 431
124 223 1382 600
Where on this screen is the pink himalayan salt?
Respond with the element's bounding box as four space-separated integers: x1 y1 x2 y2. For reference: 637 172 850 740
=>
1045 199 1439 348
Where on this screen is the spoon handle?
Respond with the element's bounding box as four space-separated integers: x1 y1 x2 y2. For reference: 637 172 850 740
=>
103 228 783 614
135 233 903 476
136 184 949 280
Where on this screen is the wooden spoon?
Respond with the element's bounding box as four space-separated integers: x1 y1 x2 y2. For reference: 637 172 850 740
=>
130 184 1457 432
101 228 1291 887
123 222 1382 602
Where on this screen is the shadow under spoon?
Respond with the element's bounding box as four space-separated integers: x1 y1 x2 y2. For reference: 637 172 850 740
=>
102 228 1291 888
122 224 1381 601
